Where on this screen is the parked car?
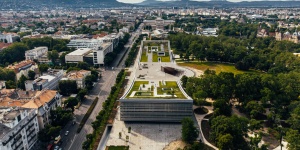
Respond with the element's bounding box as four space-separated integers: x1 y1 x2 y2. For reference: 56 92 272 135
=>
65 131 69 136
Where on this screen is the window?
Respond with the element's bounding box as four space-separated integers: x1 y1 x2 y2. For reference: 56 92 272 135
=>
17 115 21 122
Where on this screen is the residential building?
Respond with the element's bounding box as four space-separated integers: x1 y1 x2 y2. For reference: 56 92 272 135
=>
64 70 91 89
0 108 39 150
65 48 93 63
0 89 62 129
25 69 64 91
21 90 62 129
25 47 48 60
6 60 38 80
0 32 18 43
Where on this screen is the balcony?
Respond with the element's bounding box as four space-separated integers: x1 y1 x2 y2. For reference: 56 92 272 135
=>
26 123 34 132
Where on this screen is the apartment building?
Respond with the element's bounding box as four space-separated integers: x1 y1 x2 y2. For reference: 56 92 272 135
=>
64 70 91 89
25 47 48 60
0 108 39 150
6 60 38 80
25 69 64 91
0 88 61 150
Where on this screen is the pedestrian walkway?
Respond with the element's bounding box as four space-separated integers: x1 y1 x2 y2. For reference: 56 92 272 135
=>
194 106 218 150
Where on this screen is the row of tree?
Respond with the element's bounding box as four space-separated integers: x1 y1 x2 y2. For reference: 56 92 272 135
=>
82 69 125 150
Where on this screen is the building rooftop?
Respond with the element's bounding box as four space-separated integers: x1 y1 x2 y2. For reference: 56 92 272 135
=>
6 60 35 73
66 48 92 56
0 89 58 108
124 80 189 100
22 90 58 109
67 70 91 80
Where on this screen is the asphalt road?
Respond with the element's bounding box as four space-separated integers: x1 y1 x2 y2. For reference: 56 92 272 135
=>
58 24 143 150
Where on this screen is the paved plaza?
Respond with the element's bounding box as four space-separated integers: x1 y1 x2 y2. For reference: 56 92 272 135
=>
106 110 182 150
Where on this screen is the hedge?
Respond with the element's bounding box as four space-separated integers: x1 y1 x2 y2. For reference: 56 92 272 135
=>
77 97 99 133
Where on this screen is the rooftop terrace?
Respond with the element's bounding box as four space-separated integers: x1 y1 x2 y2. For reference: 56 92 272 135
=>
124 80 188 99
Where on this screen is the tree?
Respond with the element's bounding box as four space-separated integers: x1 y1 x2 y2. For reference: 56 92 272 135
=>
77 88 87 101
217 134 233 150
38 64 49 74
181 117 199 144
77 62 90 70
58 80 78 96
38 125 61 142
245 101 265 119
181 75 188 88
28 70 36 80
64 97 78 112
210 115 249 150
50 107 73 126
286 129 300 150
17 75 27 90
287 107 300 130
48 50 59 64
213 99 231 117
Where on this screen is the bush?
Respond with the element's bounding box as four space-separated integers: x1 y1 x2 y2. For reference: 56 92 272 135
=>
77 97 98 133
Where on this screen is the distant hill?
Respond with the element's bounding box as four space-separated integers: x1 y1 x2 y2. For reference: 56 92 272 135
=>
0 0 133 9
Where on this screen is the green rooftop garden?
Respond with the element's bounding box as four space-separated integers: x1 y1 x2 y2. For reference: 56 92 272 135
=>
126 80 187 99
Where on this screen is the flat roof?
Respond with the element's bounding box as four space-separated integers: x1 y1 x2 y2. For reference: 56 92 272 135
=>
66 48 92 56
124 80 190 100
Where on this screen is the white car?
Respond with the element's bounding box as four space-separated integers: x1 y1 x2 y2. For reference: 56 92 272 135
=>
65 131 69 136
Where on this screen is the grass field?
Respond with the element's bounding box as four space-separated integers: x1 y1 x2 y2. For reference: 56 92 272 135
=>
157 81 186 99
127 81 149 97
161 55 171 62
141 50 147 62
153 52 158 62
107 146 129 150
177 62 260 75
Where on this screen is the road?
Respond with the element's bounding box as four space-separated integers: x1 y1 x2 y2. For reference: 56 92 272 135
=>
59 24 143 150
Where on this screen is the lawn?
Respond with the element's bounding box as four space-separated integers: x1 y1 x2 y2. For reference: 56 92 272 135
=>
153 52 158 62
141 50 147 62
161 54 171 62
107 146 129 150
177 62 260 75
127 81 149 97
157 81 186 99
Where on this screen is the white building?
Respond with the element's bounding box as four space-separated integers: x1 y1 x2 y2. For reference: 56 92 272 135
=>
25 47 48 60
25 69 64 91
0 108 39 150
67 39 102 49
93 42 113 65
65 48 93 63
46 27 55 32
63 70 91 89
143 17 175 30
0 33 14 43
19 27 32 33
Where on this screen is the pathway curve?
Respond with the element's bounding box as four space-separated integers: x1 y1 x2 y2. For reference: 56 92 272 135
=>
193 106 218 150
